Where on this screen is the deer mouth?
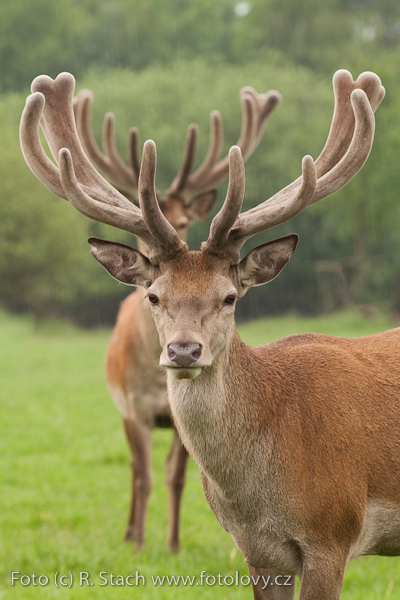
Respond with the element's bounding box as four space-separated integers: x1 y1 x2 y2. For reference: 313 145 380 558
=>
160 341 210 379
166 366 203 380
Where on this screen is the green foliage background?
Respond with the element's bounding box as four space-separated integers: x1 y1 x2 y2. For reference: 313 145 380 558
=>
1 0 400 323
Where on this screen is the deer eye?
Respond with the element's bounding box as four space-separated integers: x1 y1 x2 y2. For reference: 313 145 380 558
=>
148 294 159 305
224 295 236 306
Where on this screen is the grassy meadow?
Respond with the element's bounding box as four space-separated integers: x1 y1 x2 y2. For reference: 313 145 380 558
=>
1 309 399 599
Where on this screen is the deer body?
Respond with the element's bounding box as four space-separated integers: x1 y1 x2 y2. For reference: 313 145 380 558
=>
95 236 400 598
168 322 400 575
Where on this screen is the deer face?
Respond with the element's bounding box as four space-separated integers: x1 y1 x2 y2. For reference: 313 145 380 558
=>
158 196 190 240
147 252 238 379
159 191 217 243
89 234 298 380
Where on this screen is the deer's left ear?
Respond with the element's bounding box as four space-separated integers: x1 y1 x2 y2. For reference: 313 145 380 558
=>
237 234 299 294
189 190 218 222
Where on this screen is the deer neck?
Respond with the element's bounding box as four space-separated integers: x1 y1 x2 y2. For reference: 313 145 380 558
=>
166 328 270 485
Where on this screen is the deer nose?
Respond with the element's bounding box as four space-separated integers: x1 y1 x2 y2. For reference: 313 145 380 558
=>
167 343 202 367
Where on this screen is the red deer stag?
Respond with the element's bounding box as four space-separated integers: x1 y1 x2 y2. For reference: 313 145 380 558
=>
21 70 399 600
22 72 280 549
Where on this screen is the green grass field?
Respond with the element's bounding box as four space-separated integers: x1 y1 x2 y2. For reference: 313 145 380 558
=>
1 309 399 599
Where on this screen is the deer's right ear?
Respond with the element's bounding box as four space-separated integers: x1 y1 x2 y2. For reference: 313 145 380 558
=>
189 190 218 222
88 238 154 287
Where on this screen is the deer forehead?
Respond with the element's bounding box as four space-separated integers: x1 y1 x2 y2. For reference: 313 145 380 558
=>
154 251 236 300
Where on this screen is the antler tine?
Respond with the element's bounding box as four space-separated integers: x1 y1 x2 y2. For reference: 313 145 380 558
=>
234 92 258 162
315 69 384 179
245 70 383 218
229 155 317 245
20 92 66 199
129 126 141 184
240 87 282 158
201 88 281 184
167 124 198 196
75 90 115 181
203 70 382 264
102 112 140 195
182 93 253 198
311 88 375 203
139 141 186 260
75 90 139 200
202 146 246 257
182 110 223 191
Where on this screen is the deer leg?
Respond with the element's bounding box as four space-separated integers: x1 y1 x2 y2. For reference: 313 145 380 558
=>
297 549 348 600
166 430 189 551
122 417 152 549
248 565 295 599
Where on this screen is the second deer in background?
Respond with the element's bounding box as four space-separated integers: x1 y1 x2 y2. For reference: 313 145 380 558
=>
73 84 281 549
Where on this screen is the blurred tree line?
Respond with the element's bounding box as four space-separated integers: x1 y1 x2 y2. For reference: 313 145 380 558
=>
0 0 400 325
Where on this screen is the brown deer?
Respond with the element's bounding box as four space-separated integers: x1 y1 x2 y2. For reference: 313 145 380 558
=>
23 72 280 549
21 70 400 600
